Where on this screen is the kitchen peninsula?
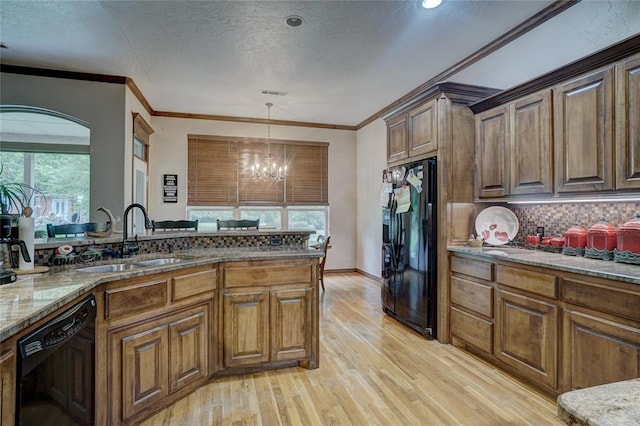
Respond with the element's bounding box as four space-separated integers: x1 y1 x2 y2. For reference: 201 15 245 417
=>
0 230 322 426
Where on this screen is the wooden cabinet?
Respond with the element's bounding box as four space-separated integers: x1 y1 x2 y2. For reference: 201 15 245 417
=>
475 106 509 198
271 288 312 362
223 290 270 367
99 265 216 425
615 53 640 190
408 99 438 158
561 308 640 391
509 90 553 195
109 305 209 423
495 264 558 389
385 99 438 164
221 259 317 371
114 320 169 422
386 113 408 163
553 67 615 193
168 310 209 392
449 257 494 355
449 252 640 396
495 289 558 389
0 348 15 426
475 90 553 199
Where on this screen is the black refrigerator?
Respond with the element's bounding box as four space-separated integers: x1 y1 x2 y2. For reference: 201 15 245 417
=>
381 157 437 339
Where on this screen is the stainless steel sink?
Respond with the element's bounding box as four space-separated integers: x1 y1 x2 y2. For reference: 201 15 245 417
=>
77 263 141 273
133 257 189 266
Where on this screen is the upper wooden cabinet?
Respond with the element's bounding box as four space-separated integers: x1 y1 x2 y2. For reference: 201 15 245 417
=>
510 90 553 195
408 99 438 158
553 66 615 193
385 100 436 164
475 106 509 198
471 37 640 200
615 53 640 190
475 90 553 199
386 113 409 163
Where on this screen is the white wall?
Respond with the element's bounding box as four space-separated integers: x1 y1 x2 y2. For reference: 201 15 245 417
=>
0 72 127 220
355 119 387 278
148 116 357 271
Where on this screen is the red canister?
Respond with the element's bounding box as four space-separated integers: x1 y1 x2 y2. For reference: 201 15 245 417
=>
617 213 640 254
587 218 618 251
564 225 588 249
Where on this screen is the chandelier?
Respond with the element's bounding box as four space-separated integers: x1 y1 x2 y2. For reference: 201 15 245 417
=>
251 102 287 182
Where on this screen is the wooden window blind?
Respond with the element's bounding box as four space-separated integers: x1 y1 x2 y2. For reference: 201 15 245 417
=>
188 138 238 205
285 144 329 205
188 135 328 206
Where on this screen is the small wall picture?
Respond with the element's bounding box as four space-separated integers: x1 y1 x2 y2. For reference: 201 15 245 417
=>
163 174 178 203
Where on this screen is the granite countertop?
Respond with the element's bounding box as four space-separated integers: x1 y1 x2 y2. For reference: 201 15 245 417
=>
557 378 640 425
0 246 322 342
448 245 640 286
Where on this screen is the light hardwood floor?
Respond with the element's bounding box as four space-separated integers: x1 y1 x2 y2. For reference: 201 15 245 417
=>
142 272 563 425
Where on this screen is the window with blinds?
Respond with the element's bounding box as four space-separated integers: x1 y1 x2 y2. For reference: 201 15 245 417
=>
187 135 328 206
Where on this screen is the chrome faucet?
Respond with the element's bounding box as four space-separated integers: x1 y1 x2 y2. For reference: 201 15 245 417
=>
121 203 151 256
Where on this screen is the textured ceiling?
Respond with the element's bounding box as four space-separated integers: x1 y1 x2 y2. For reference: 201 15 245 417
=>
1 1 639 126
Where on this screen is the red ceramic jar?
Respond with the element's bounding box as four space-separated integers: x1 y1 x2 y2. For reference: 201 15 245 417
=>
587 218 618 251
617 213 640 254
549 237 565 248
564 225 588 249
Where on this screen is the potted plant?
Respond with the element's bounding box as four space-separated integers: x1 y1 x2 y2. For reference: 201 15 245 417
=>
0 164 44 218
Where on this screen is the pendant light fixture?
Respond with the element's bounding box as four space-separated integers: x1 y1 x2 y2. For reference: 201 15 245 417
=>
251 102 287 182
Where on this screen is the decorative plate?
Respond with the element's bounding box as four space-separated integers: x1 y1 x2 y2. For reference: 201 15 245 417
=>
475 206 519 246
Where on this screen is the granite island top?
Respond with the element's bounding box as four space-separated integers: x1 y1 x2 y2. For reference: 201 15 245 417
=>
0 246 322 342
448 245 640 286
557 378 640 425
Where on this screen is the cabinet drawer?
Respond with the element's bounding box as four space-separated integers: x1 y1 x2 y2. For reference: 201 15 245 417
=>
223 261 312 288
104 279 168 320
563 278 640 322
450 307 493 354
171 269 217 301
450 276 493 318
451 256 493 281
496 265 557 299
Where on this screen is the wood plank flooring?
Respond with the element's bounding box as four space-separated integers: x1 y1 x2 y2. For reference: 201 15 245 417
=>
141 272 563 425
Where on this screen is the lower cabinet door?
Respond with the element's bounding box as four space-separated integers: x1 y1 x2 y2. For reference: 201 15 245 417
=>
168 310 208 393
450 306 493 354
561 308 640 391
495 289 558 389
111 322 169 423
223 291 270 367
271 288 312 361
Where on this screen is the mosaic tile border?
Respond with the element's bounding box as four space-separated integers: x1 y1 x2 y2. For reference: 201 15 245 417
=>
34 233 309 267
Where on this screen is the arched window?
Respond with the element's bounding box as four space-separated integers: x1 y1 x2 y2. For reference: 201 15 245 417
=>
0 106 90 236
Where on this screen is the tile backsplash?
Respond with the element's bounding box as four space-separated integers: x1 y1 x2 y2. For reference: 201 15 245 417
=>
510 202 640 241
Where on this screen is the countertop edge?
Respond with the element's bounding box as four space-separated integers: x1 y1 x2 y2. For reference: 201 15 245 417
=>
447 246 640 285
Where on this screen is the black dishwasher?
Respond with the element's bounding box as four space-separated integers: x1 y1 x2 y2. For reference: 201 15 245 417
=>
16 294 96 426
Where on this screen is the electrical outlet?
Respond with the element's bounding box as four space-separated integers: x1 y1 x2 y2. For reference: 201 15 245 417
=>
269 236 282 246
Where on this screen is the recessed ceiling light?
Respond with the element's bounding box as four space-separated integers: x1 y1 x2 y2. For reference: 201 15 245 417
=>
421 0 442 9
285 15 304 27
